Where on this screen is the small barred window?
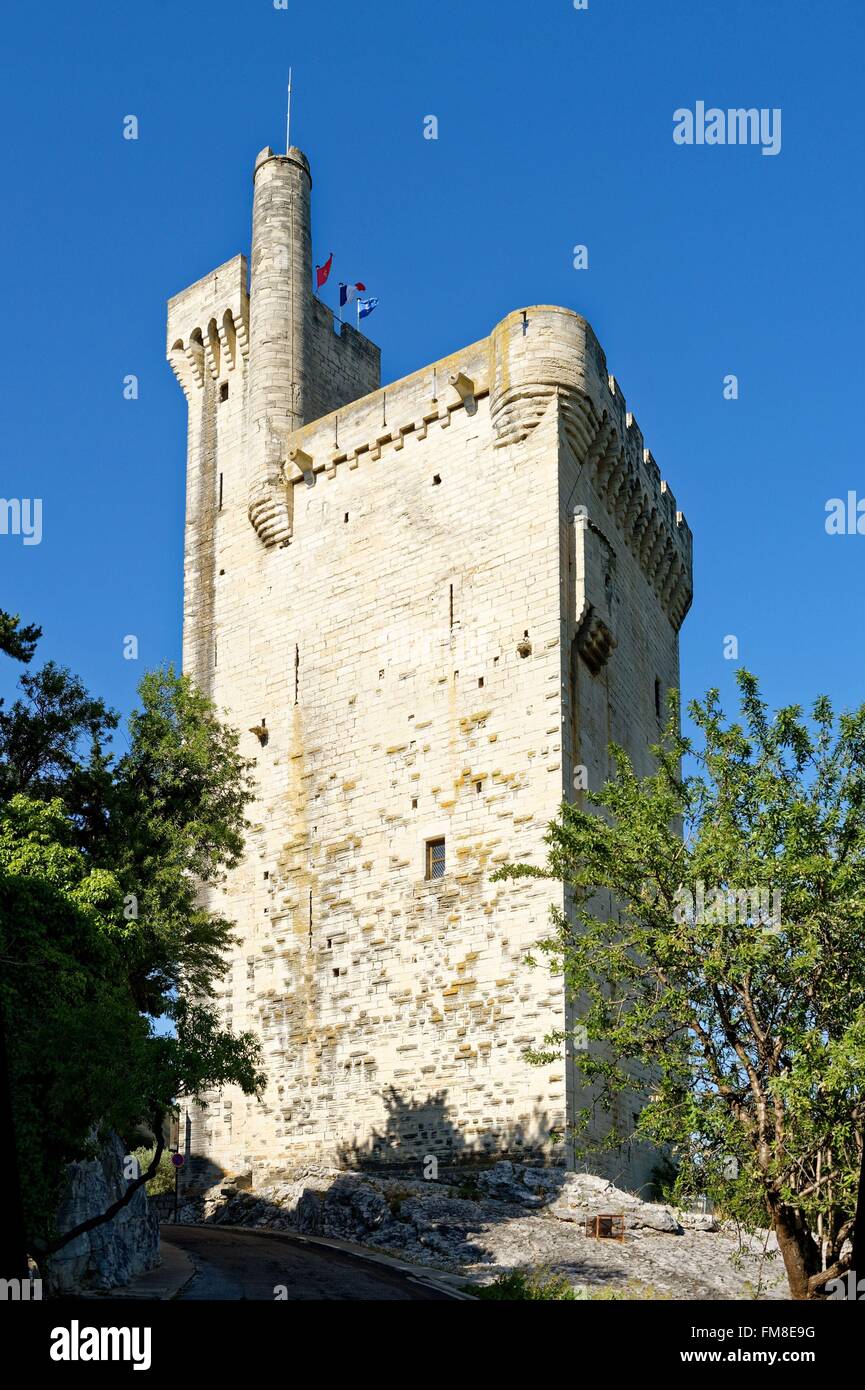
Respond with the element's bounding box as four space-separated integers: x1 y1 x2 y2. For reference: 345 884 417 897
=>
426 838 445 880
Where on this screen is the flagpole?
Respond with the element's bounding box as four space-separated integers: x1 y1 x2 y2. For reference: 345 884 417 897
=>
286 68 292 153
356 299 360 330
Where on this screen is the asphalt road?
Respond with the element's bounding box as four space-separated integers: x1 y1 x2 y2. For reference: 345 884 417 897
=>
166 1224 456 1301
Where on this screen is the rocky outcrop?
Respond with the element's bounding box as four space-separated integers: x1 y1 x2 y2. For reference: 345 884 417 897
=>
181 1162 687 1247
43 1133 160 1295
675 1208 719 1233
541 1171 683 1232
181 1170 495 1266
174 1161 786 1300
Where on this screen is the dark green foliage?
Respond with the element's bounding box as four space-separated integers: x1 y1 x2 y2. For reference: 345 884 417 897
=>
494 671 865 1299
0 611 265 1251
648 1155 680 1205
0 611 41 664
0 796 153 1246
470 1269 577 1300
132 1147 176 1197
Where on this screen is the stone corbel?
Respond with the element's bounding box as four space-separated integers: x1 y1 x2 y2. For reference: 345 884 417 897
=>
450 371 477 415
576 605 617 676
184 336 206 391
287 446 314 483
248 475 293 548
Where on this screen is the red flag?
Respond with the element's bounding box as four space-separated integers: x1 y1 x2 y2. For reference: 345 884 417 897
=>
315 253 333 290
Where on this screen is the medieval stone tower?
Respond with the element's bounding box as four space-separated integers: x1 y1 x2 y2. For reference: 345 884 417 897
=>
167 143 692 1188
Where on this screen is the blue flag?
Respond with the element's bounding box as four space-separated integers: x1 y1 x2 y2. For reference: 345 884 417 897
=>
358 297 379 320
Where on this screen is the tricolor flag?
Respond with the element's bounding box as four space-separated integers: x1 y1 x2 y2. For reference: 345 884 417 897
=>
358 297 379 320
315 253 333 290
339 281 366 308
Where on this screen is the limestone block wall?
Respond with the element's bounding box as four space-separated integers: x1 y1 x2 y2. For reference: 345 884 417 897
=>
560 453 685 1191
167 144 693 1187
167 254 249 689
308 298 381 422
485 307 691 1190
195 355 572 1179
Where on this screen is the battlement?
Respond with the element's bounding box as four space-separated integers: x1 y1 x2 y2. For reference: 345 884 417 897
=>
307 296 381 422
163 146 689 630
259 305 691 629
167 255 249 399
490 306 692 627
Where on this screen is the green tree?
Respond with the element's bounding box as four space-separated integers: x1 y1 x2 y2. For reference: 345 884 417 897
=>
494 671 865 1300
0 611 265 1259
94 666 256 1016
0 606 43 1278
0 658 254 1016
1 794 161 1248
0 611 41 664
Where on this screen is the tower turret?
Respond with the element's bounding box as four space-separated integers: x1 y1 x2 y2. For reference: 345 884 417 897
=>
247 145 312 547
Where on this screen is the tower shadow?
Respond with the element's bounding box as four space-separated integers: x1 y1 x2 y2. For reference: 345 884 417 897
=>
335 1084 559 1174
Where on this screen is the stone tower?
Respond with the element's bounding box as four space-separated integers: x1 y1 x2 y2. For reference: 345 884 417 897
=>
167 143 692 1188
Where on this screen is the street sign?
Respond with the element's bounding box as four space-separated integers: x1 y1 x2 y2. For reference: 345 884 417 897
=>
171 1152 185 1168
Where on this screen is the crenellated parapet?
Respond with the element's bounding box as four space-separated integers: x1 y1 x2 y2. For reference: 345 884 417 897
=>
245 335 491 547
253 304 692 628
166 254 249 400
165 143 690 631
489 307 692 629
285 338 489 470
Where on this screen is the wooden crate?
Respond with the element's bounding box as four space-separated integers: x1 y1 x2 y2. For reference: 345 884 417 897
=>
584 1213 626 1241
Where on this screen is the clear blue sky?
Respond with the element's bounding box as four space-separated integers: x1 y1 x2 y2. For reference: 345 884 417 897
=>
1 0 862 734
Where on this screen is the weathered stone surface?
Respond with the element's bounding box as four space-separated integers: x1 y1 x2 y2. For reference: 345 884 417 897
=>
546 1172 682 1232
322 1178 390 1237
476 1161 527 1202
44 1133 159 1295
477 1160 565 1206
175 1161 784 1300
676 1209 719 1232
169 139 693 1190
625 1205 681 1234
